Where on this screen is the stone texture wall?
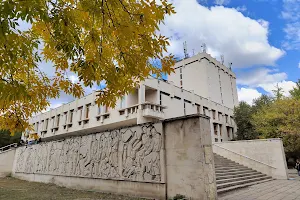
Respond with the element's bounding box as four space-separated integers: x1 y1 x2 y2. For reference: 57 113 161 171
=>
0 149 16 177
14 123 164 183
213 139 288 180
13 115 217 199
164 115 217 200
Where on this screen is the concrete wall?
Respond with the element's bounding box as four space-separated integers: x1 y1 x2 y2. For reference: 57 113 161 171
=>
164 115 217 200
168 52 238 110
13 115 217 200
213 139 288 180
0 149 16 177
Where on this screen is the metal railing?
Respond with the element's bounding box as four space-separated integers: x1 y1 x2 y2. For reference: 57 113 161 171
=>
214 144 277 169
0 143 18 153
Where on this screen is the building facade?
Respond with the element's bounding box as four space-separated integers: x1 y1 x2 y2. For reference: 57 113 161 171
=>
26 52 238 143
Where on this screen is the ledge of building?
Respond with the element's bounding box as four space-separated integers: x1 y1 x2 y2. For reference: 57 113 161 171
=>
162 114 210 123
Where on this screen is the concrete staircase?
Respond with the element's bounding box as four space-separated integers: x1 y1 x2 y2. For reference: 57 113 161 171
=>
214 153 273 194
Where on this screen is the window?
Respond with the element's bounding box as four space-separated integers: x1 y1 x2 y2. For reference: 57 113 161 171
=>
120 96 125 109
212 110 216 119
196 105 200 114
203 107 208 116
97 106 101 115
225 115 228 123
45 119 49 130
227 127 230 138
36 122 39 132
64 112 68 124
56 115 60 127
78 106 83 121
213 124 218 135
69 110 74 123
85 104 91 119
215 138 218 142
41 120 44 131
51 116 55 127
219 124 222 136
218 112 222 120
104 106 109 113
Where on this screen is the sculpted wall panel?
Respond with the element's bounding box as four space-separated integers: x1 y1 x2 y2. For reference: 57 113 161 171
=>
14 123 164 183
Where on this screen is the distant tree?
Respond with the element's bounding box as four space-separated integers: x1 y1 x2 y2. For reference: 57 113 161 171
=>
252 98 300 138
252 94 273 113
283 134 300 159
233 101 258 140
272 83 284 100
290 79 300 100
0 130 22 148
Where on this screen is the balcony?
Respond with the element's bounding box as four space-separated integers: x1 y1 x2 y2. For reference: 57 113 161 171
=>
141 102 166 119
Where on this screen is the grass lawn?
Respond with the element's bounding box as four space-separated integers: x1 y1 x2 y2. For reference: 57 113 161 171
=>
0 177 145 200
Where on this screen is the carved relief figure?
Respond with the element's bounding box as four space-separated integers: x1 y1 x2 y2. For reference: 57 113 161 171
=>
14 123 163 183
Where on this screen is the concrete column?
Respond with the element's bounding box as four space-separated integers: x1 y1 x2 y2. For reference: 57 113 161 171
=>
138 84 145 107
164 115 217 200
156 90 160 105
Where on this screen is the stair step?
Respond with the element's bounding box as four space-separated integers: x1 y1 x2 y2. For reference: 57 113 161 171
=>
216 174 268 184
217 178 273 194
215 169 258 176
215 166 249 170
215 168 254 173
217 176 272 190
216 172 262 180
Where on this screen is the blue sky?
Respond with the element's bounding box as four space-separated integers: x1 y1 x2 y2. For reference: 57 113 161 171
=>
30 0 299 108
159 0 300 104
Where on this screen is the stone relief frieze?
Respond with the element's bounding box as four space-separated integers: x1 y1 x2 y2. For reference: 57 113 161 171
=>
14 123 163 183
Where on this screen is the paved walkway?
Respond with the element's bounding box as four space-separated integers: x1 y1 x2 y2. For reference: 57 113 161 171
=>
219 180 300 200
288 169 300 181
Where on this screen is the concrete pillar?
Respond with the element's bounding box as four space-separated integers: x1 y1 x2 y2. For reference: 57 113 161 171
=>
138 84 145 107
164 115 217 200
156 90 160 105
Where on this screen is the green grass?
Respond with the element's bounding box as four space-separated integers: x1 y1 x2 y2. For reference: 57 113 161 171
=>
0 177 145 200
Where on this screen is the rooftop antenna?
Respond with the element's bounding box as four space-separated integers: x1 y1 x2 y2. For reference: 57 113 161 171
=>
228 62 233 70
201 43 207 53
221 55 225 65
183 41 189 59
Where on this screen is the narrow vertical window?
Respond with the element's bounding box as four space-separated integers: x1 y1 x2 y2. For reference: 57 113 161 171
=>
78 106 83 121
64 112 68 124
69 110 74 123
86 104 91 119
36 122 39 132
56 115 60 127
45 119 49 130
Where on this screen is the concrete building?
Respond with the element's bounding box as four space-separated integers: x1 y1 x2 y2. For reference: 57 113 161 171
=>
25 52 238 143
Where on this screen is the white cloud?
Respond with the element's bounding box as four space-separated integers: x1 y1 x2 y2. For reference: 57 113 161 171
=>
160 0 284 68
298 62 300 69
235 5 247 13
237 67 296 96
237 68 287 86
214 0 230 5
259 81 296 96
282 0 300 50
238 88 262 105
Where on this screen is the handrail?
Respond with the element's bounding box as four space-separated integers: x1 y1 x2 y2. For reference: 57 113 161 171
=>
118 102 166 112
0 143 18 153
214 144 277 169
